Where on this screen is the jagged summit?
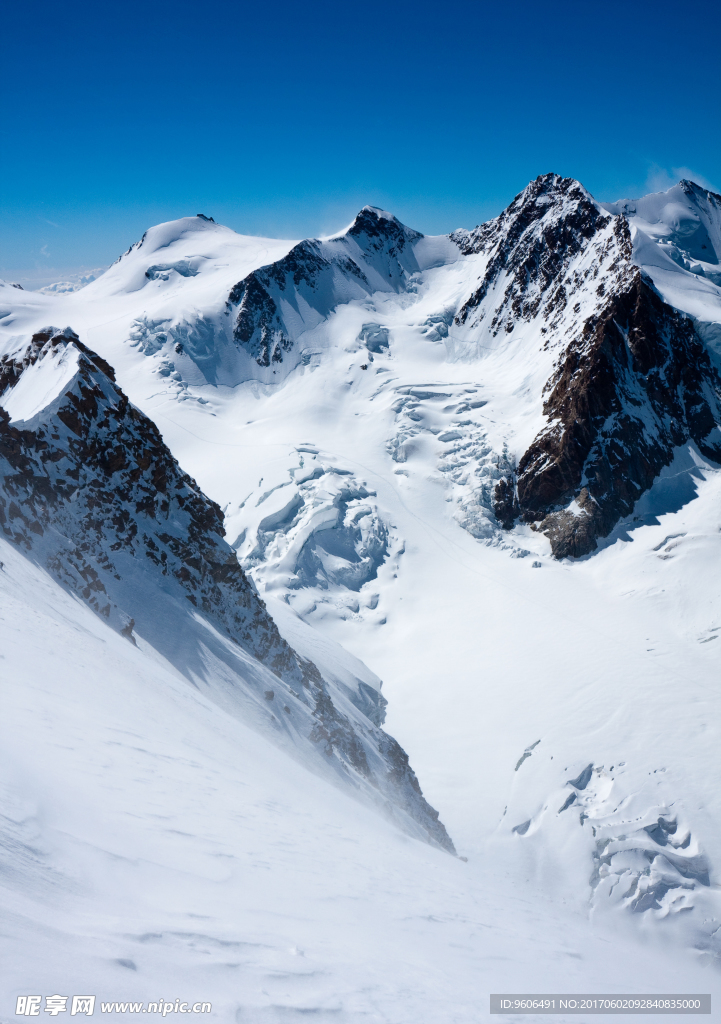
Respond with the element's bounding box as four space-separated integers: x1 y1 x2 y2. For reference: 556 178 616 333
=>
519 171 597 202
679 178 721 201
226 206 425 367
326 205 421 241
346 204 423 246
439 172 721 557
452 172 603 261
353 204 399 221
451 172 611 335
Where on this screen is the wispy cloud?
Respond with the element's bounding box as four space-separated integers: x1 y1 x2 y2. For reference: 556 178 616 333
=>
40 217 61 228
40 245 50 258
38 268 105 294
644 163 719 195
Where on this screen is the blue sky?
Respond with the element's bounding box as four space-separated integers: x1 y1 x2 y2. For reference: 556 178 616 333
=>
2 0 720 284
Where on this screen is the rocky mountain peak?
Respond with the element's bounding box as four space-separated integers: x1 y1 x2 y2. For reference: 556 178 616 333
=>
518 171 596 206
678 178 721 202
346 205 423 249
0 326 115 393
452 173 604 261
439 176 721 559
451 173 612 337
226 207 424 368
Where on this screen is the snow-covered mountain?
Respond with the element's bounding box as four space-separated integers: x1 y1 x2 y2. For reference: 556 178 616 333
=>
449 175 721 556
0 326 453 854
226 206 427 368
7 174 719 563
3 175 721 1016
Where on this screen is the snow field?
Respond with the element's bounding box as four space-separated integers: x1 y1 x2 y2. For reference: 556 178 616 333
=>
1 539 717 1023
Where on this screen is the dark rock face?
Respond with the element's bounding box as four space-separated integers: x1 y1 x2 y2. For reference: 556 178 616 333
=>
452 174 613 336
227 207 422 367
347 205 421 256
492 476 518 531
452 172 721 558
228 258 305 366
0 327 454 853
0 327 297 677
227 239 368 366
515 275 721 558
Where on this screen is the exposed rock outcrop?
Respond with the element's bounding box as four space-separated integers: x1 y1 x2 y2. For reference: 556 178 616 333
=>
516 274 721 558
453 173 721 557
227 207 422 366
452 173 615 336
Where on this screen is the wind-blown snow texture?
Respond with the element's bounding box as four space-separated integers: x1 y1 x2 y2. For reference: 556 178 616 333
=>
3 175 721 1019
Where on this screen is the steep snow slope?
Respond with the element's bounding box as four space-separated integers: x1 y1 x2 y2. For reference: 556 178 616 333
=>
2 539 718 1023
3 178 721 993
0 327 452 851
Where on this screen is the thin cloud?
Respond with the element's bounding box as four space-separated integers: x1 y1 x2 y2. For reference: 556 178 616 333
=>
644 163 719 195
672 166 720 193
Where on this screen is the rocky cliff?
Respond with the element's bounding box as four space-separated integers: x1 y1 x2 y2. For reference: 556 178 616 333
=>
453 174 721 557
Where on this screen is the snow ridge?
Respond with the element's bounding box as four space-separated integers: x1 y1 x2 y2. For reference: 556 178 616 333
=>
0 327 454 853
226 207 424 367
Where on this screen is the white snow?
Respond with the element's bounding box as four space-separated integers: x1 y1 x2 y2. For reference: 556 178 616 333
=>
1 539 717 1022
3 189 721 1017
2 340 81 423
602 182 721 350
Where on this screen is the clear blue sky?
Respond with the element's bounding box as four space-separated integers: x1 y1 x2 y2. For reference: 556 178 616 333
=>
2 0 720 284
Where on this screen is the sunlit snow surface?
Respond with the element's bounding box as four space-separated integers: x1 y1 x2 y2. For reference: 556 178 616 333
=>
3 190 721 1018
1 540 717 1021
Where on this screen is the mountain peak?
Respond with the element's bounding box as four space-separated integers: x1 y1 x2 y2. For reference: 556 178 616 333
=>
0 327 117 421
678 178 721 202
451 171 606 271
346 205 423 245
113 214 229 267
601 178 721 266
515 172 596 209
